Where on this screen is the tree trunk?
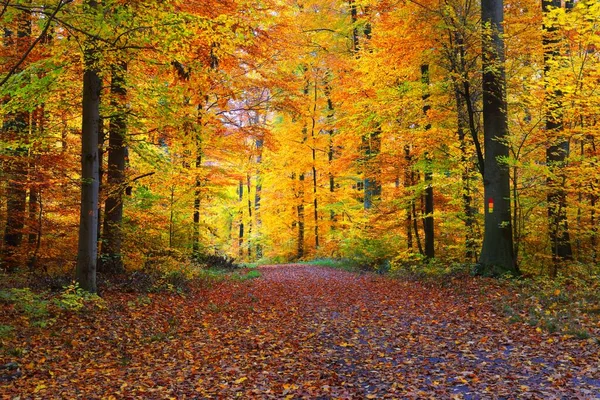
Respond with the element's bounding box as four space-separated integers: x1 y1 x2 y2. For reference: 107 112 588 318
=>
76 0 101 293
543 0 573 267
254 136 264 259
325 89 336 227
310 77 319 249
421 64 434 260
363 127 381 210
100 62 127 275
97 117 104 248
297 173 305 259
2 5 31 271
192 133 202 258
404 145 414 250
478 0 517 276
247 173 253 259
238 179 244 258
454 85 476 261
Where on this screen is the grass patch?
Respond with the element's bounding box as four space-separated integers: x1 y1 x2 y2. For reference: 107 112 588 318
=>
300 258 361 272
232 269 261 281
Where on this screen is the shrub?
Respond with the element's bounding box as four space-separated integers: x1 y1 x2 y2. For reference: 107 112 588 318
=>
54 283 105 312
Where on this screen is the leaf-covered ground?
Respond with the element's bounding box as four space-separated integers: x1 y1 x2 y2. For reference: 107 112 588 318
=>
2 265 600 399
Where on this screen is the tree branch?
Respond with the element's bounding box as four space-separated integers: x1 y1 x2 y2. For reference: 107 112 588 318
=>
0 0 72 88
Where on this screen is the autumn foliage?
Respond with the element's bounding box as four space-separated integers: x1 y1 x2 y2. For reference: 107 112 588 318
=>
0 0 598 279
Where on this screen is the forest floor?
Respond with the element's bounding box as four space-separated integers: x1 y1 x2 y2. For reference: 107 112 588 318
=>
1 264 600 399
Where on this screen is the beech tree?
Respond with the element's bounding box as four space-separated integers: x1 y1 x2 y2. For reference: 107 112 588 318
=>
75 0 102 292
478 0 517 275
543 0 572 268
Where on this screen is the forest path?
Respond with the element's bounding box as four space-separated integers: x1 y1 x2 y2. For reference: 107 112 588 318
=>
191 264 599 398
3 264 600 398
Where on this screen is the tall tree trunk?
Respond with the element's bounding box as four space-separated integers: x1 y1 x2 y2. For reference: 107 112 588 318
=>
100 62 127 274
76 0 101 293
297 173 305 259
2 5 31 271
404 145 413 250
349 0 359 52
310 76 319 249
254 136 264 259
97 117 104 248
363 127 381 210
543 0 572 269
478 0 517 276
246 173 253 259
421 64 434 259
454 85 476 261
325 85 336 227
192 142 202 258
27 106 43 269
238 179 244 258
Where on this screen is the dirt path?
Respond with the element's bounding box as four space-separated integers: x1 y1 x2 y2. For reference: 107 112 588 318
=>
2 264 600 398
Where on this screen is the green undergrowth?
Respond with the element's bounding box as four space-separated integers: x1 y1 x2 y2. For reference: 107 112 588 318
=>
496 275 600 341
300 258 363 272
0 283 106 339
390 257 474 283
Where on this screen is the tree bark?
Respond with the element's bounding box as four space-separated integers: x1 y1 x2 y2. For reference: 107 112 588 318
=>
76 0 101 293
100 61 127 274
421 64 434 260
478 0 517 276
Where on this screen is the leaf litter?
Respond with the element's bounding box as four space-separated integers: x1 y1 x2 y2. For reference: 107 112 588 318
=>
1 265 599 398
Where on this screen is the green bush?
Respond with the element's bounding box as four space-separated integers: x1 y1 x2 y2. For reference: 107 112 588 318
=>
54 283 105 312
340 235 396 272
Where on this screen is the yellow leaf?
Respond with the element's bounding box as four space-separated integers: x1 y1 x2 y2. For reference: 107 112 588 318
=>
234 376 248 384
33 384 47 393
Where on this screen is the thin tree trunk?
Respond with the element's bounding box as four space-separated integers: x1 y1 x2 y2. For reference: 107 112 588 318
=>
192 132 202 258
246 174 253 259
325 85 336 227
363 127 382 210
76 0 101 292
100 62 127 274
297 173 305 259
2 5 31 271
254 136 264 259
238 179 244 258
311 77 319 249
412 183 424 256
454 84 476 261
421 64 434 259
543 0 573 268
404 145 413 250
97 117 104 248
169 185 175 248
